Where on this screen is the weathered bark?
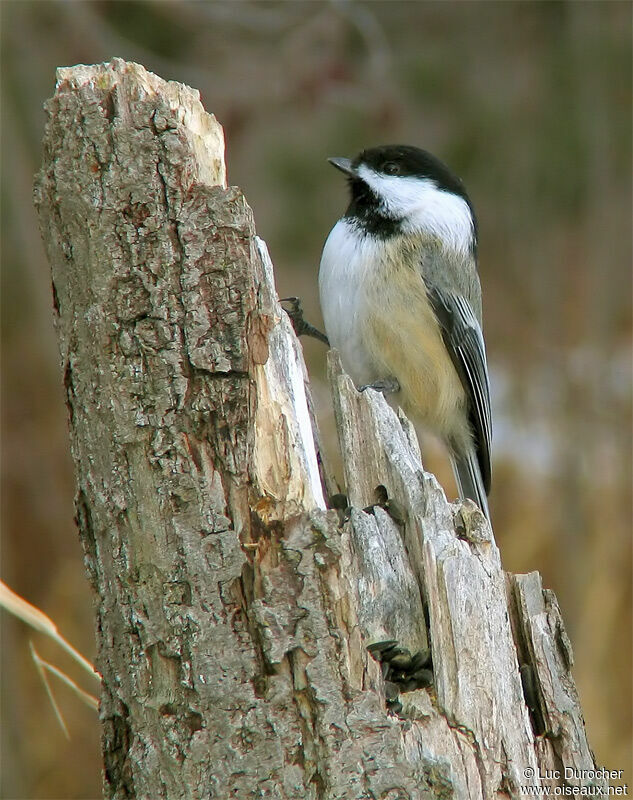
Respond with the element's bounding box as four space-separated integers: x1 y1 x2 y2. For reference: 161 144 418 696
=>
35 59 605 800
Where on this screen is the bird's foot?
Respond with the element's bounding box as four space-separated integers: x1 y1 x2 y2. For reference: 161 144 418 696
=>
358 376 400 395
280 297 329 345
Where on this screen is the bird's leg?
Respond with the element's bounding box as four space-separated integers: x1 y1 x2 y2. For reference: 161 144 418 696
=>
280 297 329 345
358 376 400 395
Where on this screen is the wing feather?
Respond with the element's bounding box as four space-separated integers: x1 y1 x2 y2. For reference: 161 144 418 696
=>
427 286 492 493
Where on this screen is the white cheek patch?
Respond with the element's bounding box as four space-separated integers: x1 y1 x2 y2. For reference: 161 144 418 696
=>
356 164 474 257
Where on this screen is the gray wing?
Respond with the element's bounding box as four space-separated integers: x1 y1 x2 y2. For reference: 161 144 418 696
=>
426 285 492 494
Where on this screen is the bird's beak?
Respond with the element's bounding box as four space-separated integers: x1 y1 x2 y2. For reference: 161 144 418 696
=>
328 157 356 176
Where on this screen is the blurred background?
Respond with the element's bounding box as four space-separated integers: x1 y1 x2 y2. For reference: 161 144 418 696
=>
1 1 631 797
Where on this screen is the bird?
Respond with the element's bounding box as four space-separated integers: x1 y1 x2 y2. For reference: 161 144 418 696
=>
319 145 491 520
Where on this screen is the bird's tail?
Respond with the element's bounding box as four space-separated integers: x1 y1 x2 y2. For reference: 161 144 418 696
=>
451 449 490 522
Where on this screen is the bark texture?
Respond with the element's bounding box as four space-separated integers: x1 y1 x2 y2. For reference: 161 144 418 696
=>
35 59 604 800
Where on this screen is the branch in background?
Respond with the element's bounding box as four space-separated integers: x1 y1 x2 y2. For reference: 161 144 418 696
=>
0 579 99 737
0 580 100 680
30 642 99 739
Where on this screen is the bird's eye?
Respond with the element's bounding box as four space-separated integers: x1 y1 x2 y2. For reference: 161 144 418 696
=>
383 161 401 175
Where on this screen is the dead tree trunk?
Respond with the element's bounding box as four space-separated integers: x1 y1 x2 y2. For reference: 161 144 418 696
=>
35 59 605 800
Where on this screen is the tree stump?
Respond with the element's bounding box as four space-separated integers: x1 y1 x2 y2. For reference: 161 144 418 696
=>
34 59 604 800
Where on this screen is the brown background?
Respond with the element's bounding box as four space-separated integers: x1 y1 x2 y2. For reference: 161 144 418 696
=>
1 2 631 797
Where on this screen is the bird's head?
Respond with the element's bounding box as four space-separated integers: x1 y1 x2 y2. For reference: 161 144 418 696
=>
329 144 476 256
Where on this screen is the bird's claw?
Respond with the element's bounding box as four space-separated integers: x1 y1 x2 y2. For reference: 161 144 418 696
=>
280 296 329 345
358 377 401 395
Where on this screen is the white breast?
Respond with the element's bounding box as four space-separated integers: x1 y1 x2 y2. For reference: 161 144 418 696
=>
318 219 380 385
318 218 468 443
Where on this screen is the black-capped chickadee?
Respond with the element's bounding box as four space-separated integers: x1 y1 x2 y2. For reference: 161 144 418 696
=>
319 145 491 520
